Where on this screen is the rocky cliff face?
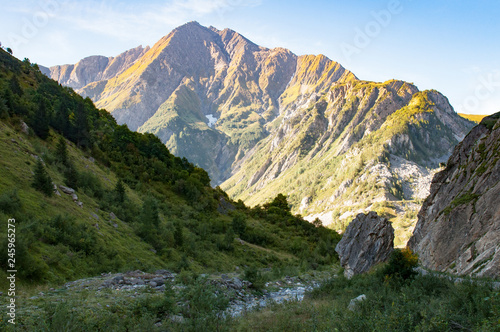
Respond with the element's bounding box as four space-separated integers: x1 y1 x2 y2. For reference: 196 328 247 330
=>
222 80 473 244
408 113 500 278
48 45 149 90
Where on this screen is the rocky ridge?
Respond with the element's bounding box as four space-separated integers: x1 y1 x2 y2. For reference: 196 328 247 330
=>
408 113 500 278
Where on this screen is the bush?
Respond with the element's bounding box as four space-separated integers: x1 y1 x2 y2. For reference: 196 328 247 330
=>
244 266 265 290
380 247 418 283
0 189 22 214
180 277 230 331
79 171 104 198
231 212 247 236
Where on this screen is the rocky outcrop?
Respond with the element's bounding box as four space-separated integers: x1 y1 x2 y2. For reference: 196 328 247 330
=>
335 211 395 278
48 45 149 90
408 113 500 278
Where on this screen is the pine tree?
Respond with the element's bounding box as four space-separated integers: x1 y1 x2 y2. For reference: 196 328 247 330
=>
55 137 68 166
114 179 126 203
141 196 160 228
0 97 9 119
55 101 71 137
32 159 52 196
174 222 183 248
74 102 89 147
139 196 160 244
32 97 50 139
63 165 79 190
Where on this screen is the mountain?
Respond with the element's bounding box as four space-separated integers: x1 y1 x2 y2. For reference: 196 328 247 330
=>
44 21 356 184
222 80 473 244
47 45 150 90
45 22 474 244
408 113 500 278
0 48 340 286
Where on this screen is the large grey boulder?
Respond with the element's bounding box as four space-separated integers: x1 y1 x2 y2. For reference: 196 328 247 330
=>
335 211 394 278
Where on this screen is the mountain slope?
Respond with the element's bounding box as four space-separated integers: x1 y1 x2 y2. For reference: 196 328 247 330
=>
221 79 473 244
47 45 149 90
408 113 500 278
0 49 340 287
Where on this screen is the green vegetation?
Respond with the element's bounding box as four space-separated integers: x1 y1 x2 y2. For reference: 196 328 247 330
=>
443 191 480 216
0 49 341 291
222 80 473 248
31 159 53 196
481 111 500 130
5 249 498 331
227 251 499 331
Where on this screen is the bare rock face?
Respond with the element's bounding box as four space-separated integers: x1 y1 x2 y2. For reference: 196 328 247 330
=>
335 211 395 278
408 113 500 278
48 45 149 90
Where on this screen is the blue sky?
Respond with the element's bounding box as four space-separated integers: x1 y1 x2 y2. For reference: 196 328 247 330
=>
1 0 499 115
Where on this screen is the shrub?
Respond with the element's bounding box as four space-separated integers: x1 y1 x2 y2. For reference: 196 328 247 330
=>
231 212 247 236
244 266 265 290
180 277 230 331
79 171 104 198
0 189 22 214
380 247 418 283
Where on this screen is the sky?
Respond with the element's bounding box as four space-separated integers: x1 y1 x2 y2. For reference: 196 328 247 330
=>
1 0 499 115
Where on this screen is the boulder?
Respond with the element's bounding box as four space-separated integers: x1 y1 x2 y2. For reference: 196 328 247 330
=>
21 121 29 134
335 211 394 278
348 294 366 311
59 185 75 195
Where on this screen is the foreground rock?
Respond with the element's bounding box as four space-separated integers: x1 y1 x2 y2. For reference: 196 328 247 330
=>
335 211 394 278
409 113 500 278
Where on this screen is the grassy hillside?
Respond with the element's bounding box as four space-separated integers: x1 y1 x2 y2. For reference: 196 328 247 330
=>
0 49 341 290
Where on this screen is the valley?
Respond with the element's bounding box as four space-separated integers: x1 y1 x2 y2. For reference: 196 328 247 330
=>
44 22 475 245
0 13 499 331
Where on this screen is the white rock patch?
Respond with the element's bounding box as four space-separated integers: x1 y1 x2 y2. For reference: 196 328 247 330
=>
205 114 218 127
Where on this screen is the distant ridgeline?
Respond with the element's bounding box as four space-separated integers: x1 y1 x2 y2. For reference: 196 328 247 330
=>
0 48 340 285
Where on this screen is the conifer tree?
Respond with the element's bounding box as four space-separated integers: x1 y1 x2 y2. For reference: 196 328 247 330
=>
114 179 126 203
174 222 183 247
32 97 50 139
32 159 52 196
55 137 68 166
141 196 160 229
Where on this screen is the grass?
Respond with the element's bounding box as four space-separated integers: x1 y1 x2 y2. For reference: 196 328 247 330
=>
228 265 500 331
7 261 496 331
